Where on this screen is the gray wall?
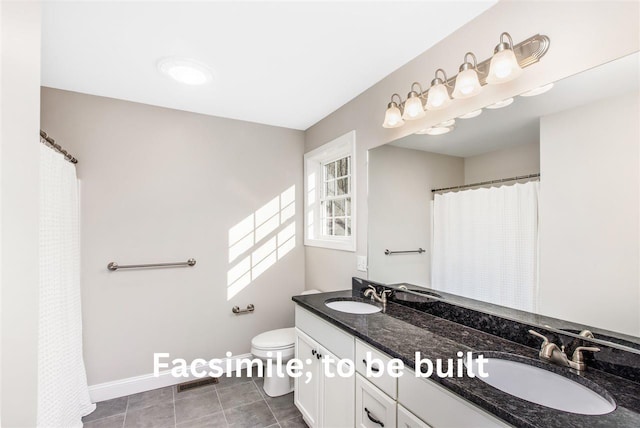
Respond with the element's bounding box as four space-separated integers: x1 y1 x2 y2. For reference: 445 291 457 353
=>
303 1 640 292
539 93 640 336
464 141 540 184
40 88 306 385
1 1 41 426
368 146 463 286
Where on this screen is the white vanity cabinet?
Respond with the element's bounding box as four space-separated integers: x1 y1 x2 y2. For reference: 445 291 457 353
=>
398 369 510 428
397 404 431 428
295 307 355 428
355 373 397 428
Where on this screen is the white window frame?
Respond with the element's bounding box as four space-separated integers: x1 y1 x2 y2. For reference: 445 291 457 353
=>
304 130 356 252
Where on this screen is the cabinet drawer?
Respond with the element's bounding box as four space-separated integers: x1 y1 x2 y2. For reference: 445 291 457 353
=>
356 374 396 428
398 369 510 428
397 404 431 428
295 306 354 360
355 339 398 399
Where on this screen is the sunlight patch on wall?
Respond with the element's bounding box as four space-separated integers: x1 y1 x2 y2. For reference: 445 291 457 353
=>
227 185 296 300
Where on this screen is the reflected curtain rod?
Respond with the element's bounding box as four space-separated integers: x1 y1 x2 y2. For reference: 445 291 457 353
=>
40 130 78 164
432 173 540 193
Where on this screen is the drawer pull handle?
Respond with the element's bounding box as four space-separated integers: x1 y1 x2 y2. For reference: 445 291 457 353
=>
365 408 384 427
312 349 316 356
362 359 380 372
316 353 322 360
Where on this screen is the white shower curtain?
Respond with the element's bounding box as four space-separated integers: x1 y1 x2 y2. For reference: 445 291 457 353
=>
431 181 539 312
38 143 95 427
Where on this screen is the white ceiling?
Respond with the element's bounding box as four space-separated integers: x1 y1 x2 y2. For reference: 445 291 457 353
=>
41 1 497 130
391 52 640 157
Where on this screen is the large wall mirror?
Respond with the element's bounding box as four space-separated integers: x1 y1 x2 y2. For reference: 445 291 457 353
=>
368 52 639 349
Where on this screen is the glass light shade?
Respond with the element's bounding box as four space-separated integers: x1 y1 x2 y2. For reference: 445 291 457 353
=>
402 95 426 120
486 98 514 109
439 119 455 127
486 49 523 84
424 126 452 136
452 68 482 99
382 104 404 128
425 83 452 110
520 83 554 97
459 109 482 119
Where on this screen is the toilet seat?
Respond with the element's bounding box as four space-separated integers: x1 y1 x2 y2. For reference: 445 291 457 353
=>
251 327 295 351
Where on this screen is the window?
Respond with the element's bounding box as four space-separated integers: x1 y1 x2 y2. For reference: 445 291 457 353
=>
304 131 355 251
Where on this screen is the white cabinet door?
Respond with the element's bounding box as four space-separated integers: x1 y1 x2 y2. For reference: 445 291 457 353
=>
355 374 396 428
295 329 321 427
319 347 355 428
397 404 431 428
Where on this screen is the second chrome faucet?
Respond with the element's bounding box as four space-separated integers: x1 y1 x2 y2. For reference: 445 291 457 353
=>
529 329 600 372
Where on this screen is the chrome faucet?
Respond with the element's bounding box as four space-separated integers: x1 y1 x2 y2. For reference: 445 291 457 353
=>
529 330 600 371
364 285 392 308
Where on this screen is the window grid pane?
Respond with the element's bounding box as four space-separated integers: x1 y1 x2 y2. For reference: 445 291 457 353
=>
321 155 352 237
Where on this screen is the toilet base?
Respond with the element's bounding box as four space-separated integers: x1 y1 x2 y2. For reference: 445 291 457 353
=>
259 359 294 397
262 372 294 397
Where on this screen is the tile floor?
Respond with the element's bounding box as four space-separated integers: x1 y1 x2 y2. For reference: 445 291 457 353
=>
82 374 307 428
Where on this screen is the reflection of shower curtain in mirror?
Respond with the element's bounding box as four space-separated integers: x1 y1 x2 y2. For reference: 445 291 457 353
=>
38 143 95 427
431 181 539 312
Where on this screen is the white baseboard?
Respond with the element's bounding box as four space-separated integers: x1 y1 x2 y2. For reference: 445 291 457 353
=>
88 353 254 403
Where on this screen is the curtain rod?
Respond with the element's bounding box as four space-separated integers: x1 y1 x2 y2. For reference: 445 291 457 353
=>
40 130 78 164
432 173 540 193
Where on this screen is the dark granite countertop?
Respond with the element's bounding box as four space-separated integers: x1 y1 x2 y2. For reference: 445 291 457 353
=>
293 290 640 428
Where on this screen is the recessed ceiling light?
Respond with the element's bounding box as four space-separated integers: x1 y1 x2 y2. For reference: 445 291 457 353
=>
486 98 514 109
520 83 554 97
459 109 483 119
158 57 213 85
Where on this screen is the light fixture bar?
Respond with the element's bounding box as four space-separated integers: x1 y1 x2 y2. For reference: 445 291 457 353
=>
394 34 550 107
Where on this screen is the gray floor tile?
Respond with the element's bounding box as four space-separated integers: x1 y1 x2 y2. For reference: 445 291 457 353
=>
216 371 254 390
224 400 277 428
127 386 174 411
124 401 175 428
83 413 126 428
82 397 128 422
176 411 227 428
252 376 265 396
217 382 263 410
175 389 222 424
279 415 307 428
264 393 300 423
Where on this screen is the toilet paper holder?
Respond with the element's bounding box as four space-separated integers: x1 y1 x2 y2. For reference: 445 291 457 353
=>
232 304 255 314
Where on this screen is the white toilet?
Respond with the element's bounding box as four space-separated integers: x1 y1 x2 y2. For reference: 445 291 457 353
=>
251 289 320 397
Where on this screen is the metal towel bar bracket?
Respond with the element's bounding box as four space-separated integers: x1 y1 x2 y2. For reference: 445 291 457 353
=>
107 258 196 271
384 248 425 255
232 304 255 314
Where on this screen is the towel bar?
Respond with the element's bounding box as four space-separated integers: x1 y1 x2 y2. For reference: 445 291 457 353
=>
107 258 196 271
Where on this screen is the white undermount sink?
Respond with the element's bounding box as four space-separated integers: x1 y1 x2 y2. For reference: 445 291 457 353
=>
467 354 616 415
324 299 381 314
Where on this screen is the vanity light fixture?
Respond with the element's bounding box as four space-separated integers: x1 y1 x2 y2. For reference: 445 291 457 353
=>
486 98 514 109
382 94 405 128
439 119 455 127
402 83 426 120
381 32 549 129
452 52 482 99
520 83 554 97
458 109 483 119
486 32 523 84
425 69 452 111
422 126 453 136
158 57 213 85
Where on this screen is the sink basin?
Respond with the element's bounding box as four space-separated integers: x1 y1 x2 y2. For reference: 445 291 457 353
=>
467 353 616 415
324 299 381 314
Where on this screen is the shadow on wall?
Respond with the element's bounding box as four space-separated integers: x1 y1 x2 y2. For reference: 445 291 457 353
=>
227 185 296 300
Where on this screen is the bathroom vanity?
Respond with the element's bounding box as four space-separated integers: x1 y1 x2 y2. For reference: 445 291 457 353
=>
292 282 640 428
